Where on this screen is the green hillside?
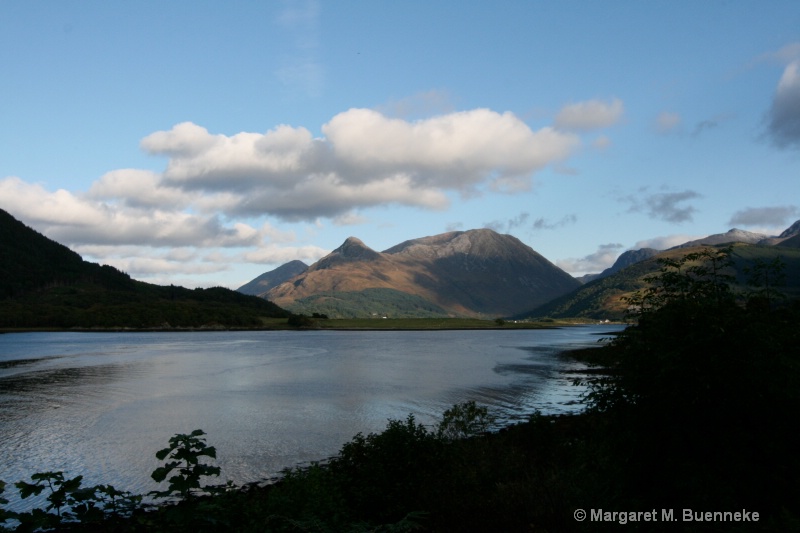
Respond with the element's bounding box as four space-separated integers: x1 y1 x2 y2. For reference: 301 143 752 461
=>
523 243 800 320
0 209 289 328
286 287 450 318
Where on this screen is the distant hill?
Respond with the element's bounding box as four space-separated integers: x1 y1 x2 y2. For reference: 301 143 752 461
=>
0 209 288 328
576 223 800 285
248 229 580 318
579 248 661 284
237 260 308 295
521 241 800 320
674 228 768 248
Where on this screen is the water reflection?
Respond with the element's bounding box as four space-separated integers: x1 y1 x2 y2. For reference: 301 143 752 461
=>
0 326 623 508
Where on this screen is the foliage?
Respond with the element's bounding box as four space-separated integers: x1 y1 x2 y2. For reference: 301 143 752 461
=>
583 247 800 514
330 415 443 524
437 400 495 441
150 429 221 501
286 313 318 328
622 246 735 316
744 255 787 310
4 471 141 531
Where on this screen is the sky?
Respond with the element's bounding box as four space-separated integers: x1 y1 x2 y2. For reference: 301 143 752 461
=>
1 1 799 289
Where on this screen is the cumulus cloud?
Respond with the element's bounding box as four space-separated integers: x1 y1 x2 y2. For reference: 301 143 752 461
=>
621 188 701 223
140 109 579 220
1 105 588 287
0 176 261 248
89 169 191 209
728 205 799 227
556 243 624 275
766 60 800 149
554 98 624 131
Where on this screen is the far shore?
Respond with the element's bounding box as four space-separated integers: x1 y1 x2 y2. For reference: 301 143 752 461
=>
0 317 623 334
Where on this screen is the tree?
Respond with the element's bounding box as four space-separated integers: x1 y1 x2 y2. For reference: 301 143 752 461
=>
584 247 800 512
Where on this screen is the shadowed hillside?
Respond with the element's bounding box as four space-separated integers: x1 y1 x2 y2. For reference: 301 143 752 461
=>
0 209 288 328
522 242 800 320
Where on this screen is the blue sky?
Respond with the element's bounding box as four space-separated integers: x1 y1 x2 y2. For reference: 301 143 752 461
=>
1 1 799 289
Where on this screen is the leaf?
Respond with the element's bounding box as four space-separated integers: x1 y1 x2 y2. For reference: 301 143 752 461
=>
155 447 172 461
151 464 176 483
15 481 45 499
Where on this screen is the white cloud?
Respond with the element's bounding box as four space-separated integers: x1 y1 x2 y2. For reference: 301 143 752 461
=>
0 176 261 248
1 105 588 287
556 243 623 275
323 108 579 190
242 244 329 265
554 98 624 131
137 109 579 220
89 169 191 209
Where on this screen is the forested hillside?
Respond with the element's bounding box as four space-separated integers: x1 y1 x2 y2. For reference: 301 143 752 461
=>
0 209 288 328
524 243 800 320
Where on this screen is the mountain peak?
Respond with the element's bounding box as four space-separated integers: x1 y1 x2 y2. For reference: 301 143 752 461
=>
383 228 515 259
674 228 767 248
311 236 382 270
256 227 579 317
335 237 379 258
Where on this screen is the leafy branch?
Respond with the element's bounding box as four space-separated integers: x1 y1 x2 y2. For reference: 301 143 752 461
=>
150 429 221 501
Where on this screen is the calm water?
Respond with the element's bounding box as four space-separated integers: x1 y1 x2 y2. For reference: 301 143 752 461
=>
0 326 620 506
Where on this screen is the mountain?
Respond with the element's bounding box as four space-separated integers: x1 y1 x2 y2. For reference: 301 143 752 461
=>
0 208 288 328
780 220 800 237
254 229 581 318
577 224 799 284
579 248 661 284
674 228 768 248
759 220 800 246
521 241 800 320
237 260 308 296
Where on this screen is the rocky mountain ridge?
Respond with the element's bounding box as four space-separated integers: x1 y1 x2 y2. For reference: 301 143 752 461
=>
521 219 800 320
240 220 800 318
244 229 580 318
